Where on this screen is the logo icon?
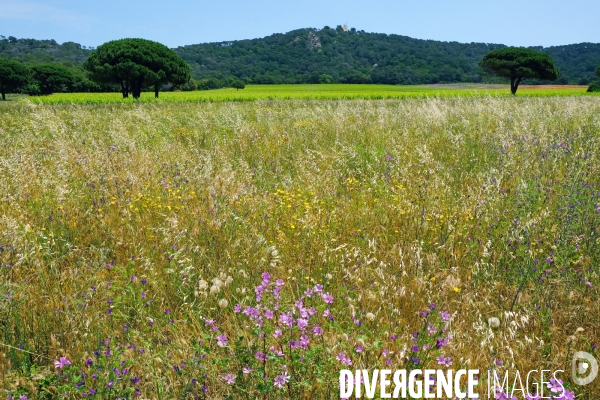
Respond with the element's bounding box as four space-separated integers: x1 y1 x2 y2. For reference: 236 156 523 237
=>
572 351 598 386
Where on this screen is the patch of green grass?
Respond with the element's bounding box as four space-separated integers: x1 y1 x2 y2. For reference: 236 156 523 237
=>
8 83 597 104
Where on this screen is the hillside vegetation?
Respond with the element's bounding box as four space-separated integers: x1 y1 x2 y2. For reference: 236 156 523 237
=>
2 28 600 89
0 36 106 92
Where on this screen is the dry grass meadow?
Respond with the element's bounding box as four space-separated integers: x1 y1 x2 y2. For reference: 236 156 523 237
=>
0 96 598 398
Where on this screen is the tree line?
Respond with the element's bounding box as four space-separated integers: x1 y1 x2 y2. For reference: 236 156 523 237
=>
1 30 600 99
0 37 247 99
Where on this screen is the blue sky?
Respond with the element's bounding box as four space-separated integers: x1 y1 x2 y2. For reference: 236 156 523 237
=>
1 0 598 48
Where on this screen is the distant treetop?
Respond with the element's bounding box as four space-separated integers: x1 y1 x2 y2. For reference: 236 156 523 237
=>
84 38 190 99
479 47 559 94
30 63 74 95
0 59 30 100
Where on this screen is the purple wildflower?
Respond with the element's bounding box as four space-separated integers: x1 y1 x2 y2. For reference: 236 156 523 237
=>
279 312 293 327
297 318 308 329
261 271 271 282
274 371 290 389
546 377 564 394
321 292 334 304
494 387 517 400
54 357 71 369
299 335 310 348
439 311 451 321
222 373 236 385
216 334 228 347
436 336 449 348
436 355 452 366
336 352 352 366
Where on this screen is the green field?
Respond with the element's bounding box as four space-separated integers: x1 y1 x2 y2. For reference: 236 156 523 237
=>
2 83 596 104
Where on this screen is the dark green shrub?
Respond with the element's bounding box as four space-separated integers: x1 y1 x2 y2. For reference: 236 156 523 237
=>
587 82 600 92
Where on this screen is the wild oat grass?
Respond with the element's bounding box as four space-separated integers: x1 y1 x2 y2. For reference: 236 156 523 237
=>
0 97 598 398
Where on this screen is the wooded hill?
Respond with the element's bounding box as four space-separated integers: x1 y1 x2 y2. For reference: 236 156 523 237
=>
2 27 599 88
0 36 100 92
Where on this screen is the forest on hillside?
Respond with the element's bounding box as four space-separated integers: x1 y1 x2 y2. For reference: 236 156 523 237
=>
1 27 600 91
174 26 600 85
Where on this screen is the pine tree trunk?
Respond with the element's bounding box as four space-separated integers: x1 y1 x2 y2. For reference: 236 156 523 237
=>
1 89 5 101
154 84 159 98
132 80 143 99
121 82 129 98
510 76 523 95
